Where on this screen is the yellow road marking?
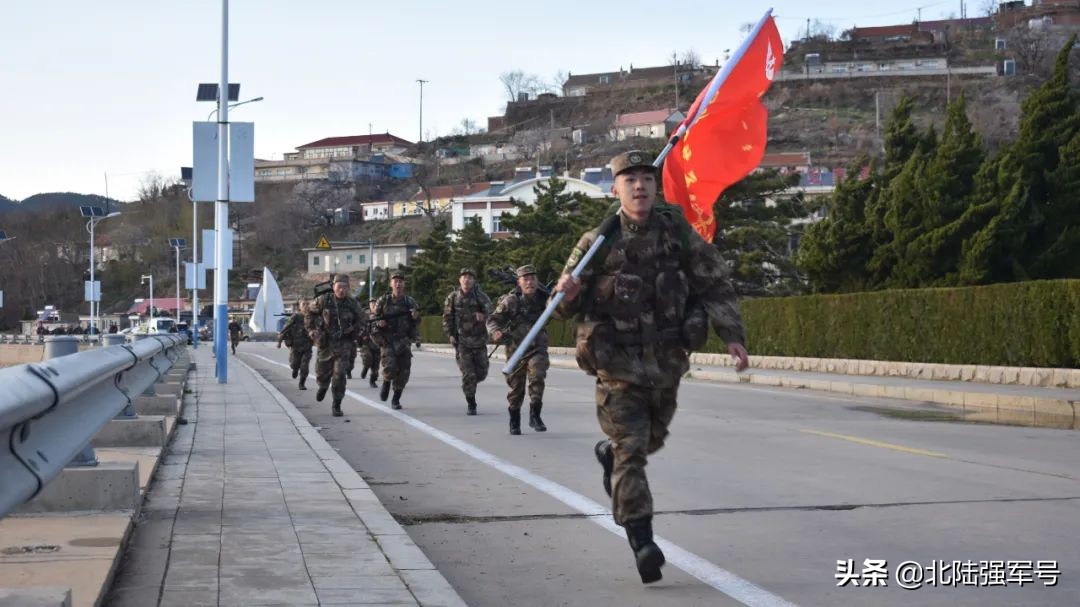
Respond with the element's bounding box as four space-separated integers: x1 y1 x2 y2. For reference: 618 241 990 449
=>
800 429 948 459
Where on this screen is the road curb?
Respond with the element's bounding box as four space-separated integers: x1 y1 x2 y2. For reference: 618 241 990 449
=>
421 346 1079 430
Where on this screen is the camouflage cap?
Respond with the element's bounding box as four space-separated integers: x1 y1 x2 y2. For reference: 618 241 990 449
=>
516 264 537 277
390 271 406 280
610 150 657 177
459 267 476 277
332 274 350 285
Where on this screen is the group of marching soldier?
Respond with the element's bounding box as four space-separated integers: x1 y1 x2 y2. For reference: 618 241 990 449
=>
278 150 752 585
279 263 549 434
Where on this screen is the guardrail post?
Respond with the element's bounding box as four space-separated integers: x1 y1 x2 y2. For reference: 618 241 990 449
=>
43 337 100 467
43 335 79 359
103 334 125 347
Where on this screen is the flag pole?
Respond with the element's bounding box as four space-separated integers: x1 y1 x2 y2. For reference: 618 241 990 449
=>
501 9 775 375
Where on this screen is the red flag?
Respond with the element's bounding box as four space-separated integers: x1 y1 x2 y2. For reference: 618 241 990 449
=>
662 14 783 241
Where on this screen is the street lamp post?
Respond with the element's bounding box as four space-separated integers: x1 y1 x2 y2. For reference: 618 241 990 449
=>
0 231 13 312
416 79 429 143
80 207 120 338
140 274 155 328
207 96 262 122
169 238 187 332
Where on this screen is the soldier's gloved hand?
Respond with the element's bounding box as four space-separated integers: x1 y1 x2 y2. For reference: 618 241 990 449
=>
449 336 457 347
556 274 581 302
411 310 421 321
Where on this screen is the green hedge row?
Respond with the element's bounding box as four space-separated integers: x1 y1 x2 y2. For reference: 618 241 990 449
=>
740 280 1080 368
419 280 1080 368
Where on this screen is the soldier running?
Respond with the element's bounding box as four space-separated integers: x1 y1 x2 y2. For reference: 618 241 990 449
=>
305 274 364 417
359 300 381 388
554 150 750 584
373 272 421 409
442 267 493 415
277 300 313 390
487 264 549 435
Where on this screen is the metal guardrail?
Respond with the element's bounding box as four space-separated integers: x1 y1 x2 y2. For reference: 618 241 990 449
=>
0 335 185 518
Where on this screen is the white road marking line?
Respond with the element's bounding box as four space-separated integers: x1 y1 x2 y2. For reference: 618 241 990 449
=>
250 352 798 607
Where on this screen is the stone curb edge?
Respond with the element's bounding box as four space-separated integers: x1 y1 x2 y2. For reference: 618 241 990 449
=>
421 346 1078 431
419 344 1080 389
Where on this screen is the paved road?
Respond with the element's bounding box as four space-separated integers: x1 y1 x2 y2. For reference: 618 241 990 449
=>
240 343 1080 607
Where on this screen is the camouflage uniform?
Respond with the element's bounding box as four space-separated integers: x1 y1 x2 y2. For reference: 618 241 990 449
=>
357 303 381 387
373 290 419 404
487 270 549 433
442 275 492 412
306 289 364 411
555 203 744 528
227 320 242 354
277 312 313 387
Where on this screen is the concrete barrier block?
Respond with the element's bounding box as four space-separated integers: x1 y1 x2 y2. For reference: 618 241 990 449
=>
1032 398 1075 429
931 390 966 407
0 588 71 607
829 381 855 395
18 462 139 513
135 395 180 416
91 416 167 448
963 391 999 411
154 382 183 398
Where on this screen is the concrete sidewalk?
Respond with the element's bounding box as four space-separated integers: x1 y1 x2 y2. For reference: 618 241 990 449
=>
425 345 1080 430
108 348 465 607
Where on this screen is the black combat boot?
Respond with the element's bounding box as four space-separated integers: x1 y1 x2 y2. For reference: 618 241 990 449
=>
391 390 403 410
369 375 378 388
466 396 477 416
624 518 665 584
594 439 613 497
292 367 299 379
298 375 307 390
380 381 391 402
528 402 547 432
508 408 521 435
316 384 329 402
346 370 352 379
332 398 343 417
360 365 368 379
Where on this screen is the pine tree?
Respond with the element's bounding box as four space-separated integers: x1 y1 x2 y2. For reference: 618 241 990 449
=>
405 220 453 313
795 158 876 292
449 217 499 295
714 170 808 296
959 36 1080 283
498 176 609 287
870 148 930 288
902 93 985 286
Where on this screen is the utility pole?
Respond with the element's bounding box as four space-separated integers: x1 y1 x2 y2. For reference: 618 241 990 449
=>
214 0 231 382
875 90 881 145
416 79 429 143
673 51 680 110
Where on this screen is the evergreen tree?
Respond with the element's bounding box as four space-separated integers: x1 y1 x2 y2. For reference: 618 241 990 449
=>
714 170 808 296
498 176 609 287
868 148 930 288
959 36 1080 283
405 220 453 313
902 93 986 286
795 158 876 292
449 217 500 295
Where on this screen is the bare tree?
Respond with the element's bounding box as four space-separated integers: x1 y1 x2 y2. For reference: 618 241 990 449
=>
1008 26 1050 76
499 70 543 101
679 48 701 68
292 180 353 226
459 118 478 136
808 19 837 40
978 0 997 16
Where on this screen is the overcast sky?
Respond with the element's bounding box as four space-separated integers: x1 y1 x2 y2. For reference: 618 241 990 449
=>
0 0 983 201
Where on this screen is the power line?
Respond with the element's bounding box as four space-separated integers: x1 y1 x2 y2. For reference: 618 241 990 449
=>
775 0 955 24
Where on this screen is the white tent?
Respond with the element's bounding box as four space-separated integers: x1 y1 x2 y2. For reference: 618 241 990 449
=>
249 267 286 332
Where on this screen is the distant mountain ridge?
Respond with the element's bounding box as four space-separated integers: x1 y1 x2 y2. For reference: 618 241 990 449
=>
0 192 122 214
